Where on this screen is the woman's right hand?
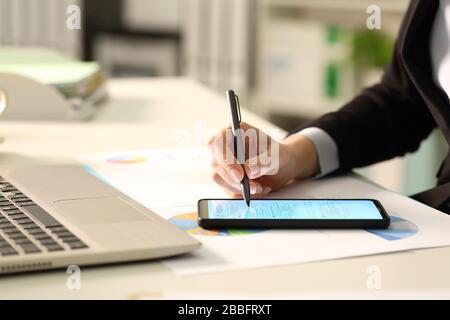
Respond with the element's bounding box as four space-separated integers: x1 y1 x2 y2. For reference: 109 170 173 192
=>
207 122 320 198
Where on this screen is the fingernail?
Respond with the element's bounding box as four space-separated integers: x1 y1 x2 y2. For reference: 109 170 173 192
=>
256 184 263 193
250 183 262 194
230 169 242 182
262 186 272 194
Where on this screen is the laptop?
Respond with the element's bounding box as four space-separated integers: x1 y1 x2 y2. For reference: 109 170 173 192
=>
0 165 200 274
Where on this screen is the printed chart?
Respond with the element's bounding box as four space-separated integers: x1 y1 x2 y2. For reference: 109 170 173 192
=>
170 212 418 241
366 216 418 241
106 155 148 164
168 212 265 237
80 150 450 275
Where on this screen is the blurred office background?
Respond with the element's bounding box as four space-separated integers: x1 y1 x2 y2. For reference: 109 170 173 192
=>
0 0 447 196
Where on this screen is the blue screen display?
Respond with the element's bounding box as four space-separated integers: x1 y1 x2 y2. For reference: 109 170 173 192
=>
207 200 383 220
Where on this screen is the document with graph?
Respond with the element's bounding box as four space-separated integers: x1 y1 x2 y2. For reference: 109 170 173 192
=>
79 148 450 275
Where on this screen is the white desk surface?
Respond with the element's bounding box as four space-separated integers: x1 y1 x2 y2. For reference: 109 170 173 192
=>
1 77 450 299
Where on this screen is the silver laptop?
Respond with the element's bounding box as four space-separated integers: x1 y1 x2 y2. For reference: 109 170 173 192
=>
0 165 200 274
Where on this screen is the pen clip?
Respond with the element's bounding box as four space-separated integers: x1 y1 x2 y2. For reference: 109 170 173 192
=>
235 94 242 123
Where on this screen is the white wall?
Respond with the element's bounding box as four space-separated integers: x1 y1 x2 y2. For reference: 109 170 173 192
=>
123 0 180 31
0 0 82 58
181 0 254 98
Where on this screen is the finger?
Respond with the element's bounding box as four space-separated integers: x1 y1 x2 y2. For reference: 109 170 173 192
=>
244 155 278 179
245 158 260 179
213 172 272 201
214 163 261 195
249 180 263 195
248 177 272 197
212 166 264 197
212 173 242 197
211 162 242 190
208 131 245 183
250 185 272 199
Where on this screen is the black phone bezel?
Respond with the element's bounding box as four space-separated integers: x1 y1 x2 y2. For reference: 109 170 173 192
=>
197 198 390 230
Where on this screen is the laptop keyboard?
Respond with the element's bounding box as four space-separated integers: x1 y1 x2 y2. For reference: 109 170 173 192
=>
0 178 88 257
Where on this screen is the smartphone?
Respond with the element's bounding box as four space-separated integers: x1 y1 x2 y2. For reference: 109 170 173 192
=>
198 199 390 229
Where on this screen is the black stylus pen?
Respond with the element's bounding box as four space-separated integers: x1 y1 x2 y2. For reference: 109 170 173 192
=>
226 89 251 207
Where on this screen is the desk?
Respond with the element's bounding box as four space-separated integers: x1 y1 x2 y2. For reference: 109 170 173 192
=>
1 78 450 299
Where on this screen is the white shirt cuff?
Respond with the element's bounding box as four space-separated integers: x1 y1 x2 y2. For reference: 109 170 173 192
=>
294 127 339 177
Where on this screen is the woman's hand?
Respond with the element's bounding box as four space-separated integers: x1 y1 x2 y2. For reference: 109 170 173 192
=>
207 122 320 198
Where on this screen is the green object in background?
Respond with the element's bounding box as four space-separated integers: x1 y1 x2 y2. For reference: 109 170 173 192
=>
351 29 394 69
327 26 341 44
326 63 339 98
325 26 343 99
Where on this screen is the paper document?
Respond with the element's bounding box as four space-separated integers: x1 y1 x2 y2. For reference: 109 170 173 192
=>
80 148 227 208
79 148 450 275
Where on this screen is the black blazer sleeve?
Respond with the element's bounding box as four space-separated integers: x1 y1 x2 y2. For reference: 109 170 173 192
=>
303 29 437 172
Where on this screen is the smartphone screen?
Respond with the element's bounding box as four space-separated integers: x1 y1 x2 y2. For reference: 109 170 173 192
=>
204 199 384 220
